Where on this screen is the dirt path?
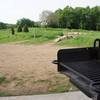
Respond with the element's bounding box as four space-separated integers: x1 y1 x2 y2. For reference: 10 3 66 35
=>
0 43 74 96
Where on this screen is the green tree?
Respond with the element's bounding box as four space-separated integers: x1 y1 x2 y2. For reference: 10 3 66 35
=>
17 18 34 27
0 22 7 29
91 6 100 30
55 9 63 28
96 16 100 31
54 6 100 30
47 13 59 28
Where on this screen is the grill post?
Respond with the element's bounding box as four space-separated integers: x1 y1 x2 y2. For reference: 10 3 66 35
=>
93 94 100 100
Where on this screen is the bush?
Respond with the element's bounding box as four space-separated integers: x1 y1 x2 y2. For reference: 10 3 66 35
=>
17 25 22 32
0 22 7 29
23 24 29 32
17 18 34 27
59 32 64 36
11 27 15 35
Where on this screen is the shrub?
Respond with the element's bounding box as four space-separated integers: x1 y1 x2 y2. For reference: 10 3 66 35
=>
0 22 7 29
59 32 64 36
17 25 22 32
11 27 15 35
23 24 29 32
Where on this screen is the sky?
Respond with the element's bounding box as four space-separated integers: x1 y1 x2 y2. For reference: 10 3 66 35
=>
0 0 100 24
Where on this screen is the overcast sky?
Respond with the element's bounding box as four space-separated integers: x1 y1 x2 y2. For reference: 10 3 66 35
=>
0 0 100 24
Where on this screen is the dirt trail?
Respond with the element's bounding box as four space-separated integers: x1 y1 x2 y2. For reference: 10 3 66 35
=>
0 43 60 78
0 43 72 96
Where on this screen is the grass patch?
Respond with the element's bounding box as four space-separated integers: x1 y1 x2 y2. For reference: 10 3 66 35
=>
0 73 6 84
48 76 74 93
0 92 11 97
0 28 64 44
0 28 100 46
48 84 69 93
58 30 100 47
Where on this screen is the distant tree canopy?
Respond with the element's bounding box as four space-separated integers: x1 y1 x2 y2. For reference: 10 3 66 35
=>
40 10 52 26
55 6 100 30
16 18 34 27
0 22 7 29
40 6 100 30
47 13 59 28
40 10 59 28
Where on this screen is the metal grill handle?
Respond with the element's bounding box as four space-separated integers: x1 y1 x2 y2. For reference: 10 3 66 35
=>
94 39 100 48
52 60 58 64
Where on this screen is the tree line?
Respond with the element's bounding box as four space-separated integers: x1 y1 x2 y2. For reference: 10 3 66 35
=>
0 18 35 30
40 6 100 31
0 6 100 31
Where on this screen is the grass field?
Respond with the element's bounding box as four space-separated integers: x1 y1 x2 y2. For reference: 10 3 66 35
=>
58 30 100 47
0 28 100 47
0 28 63 44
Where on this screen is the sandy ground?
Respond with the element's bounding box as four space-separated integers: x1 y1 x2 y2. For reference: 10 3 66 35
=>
0 43 72 96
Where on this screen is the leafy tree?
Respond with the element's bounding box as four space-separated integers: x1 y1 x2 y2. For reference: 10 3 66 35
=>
55 9 63 28
40 6 100 30
54 6 100 30
0 22 7 29
96 16 100 31
17 18 34 27
47 13 59 28
90 6 100 30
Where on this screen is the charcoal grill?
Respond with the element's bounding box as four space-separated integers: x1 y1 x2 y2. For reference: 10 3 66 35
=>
53 39 100 100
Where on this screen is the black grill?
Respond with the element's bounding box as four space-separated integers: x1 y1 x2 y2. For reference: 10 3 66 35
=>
53 39 100 100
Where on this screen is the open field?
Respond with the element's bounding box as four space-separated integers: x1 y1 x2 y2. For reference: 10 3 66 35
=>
58 30 100 47
0 28 64 44
0 28 100 47
0 43 77 96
